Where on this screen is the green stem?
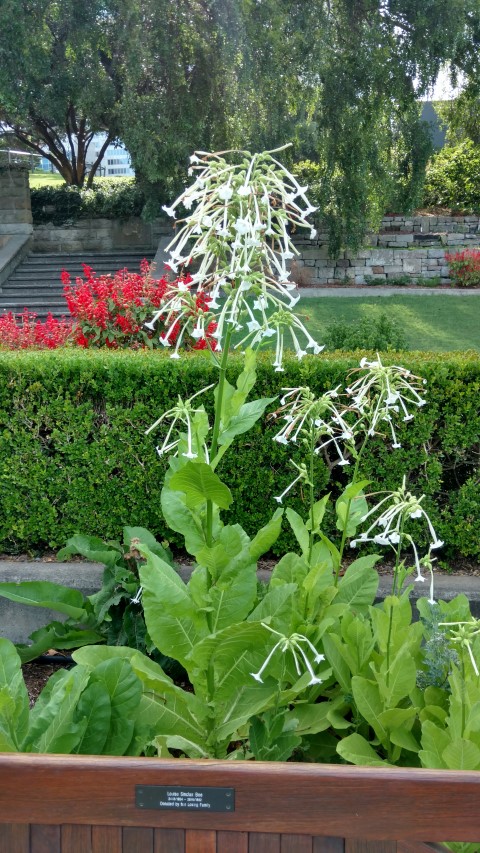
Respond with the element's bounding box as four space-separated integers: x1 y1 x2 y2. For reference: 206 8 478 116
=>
386 518 405 688
308 425 316 565
334 435 368 587
205 325 233 549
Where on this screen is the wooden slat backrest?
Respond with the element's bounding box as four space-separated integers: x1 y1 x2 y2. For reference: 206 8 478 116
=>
0 754 478 844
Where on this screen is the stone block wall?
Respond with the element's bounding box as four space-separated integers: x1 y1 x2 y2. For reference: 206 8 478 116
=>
292 215 480 285
32 217 172 253
0 165 33 235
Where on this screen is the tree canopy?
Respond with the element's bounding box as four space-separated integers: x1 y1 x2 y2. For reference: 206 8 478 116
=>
0 0 475 245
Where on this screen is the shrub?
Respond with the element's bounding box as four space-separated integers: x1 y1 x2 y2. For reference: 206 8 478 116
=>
30 179 146 225
423 141 480 212
62 261 217 350
0 350 478 560
323 314 407 351
445 249 480 287
0 311 72 349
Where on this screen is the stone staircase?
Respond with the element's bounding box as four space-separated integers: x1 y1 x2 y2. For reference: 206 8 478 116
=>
0 251 154 319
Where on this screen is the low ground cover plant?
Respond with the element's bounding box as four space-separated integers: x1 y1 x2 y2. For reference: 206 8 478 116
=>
445 249 480 288
0 310 72 349
0 148 479 851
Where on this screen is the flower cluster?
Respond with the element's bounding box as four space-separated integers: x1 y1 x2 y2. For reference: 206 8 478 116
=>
251 624 325 687
145 385 213 460
0 310 72 350
62 261 217 350
159 146 323 368
345 355 427 448
445 249 480 288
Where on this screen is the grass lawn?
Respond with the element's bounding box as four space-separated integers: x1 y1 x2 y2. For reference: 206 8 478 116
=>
29 171 65 188
297 295 480 352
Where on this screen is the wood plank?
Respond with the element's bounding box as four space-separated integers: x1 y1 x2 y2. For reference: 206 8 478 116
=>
31 824 61 853
1 755 480 841
185 829 217 853
281 834 313 852
217 830 249 852
312 840 344 853
61 825 92 853
345 843 397 853
398 845 453 853
249 833 281 852
123 827 154 853
0 823 29 853
92 825 122 853
154 828 185 853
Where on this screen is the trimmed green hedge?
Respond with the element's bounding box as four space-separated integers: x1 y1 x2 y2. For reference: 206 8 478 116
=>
0 349 479 560
423 141 480 213
30 179 146 225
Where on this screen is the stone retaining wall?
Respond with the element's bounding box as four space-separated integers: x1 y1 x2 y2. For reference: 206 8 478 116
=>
293 215 480 285
32 216 171 253
0 165 32 235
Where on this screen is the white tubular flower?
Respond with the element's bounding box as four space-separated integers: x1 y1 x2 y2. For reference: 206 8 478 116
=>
351 479 443 590
271 386 355 468
154 146 322 356
273 461 309 504
250 624 325 686
131 586 143 605
146 385 214 459
345 355 427 445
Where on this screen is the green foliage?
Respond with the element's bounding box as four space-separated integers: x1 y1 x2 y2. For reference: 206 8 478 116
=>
0 637 146 754
30 179 145 225
0 349 479 559
0 527 175 665
323 314 407 352
423 141 480 212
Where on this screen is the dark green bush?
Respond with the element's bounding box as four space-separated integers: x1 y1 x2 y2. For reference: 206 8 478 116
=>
0 349 478 560
323 314 407 352
423 141 480 212
30 179 146 225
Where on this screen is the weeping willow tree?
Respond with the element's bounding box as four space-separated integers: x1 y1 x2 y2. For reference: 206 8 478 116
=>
119 0 470 251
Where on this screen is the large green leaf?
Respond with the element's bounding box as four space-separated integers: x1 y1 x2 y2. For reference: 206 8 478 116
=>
123 526 173 564
170 461 232 509
25 666 91 754
443 738 480 771
90 658 142 755
247 584 297 631
217 398 276 446
73 682 112 755
17 623 104 664
139 548 209 667
160 486 206 556
0 638 29 747
381 649 417 708
335 556 379 611
286 508 309 557
351 676 388 745
0 581 87 620
270 552 308 588
335 480 370 536
57 534 122 569
208 566 257 633
419 720 450 769
337 733 390 767
249 509 283 561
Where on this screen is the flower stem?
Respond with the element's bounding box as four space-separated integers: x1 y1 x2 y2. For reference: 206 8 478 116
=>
308 424 316 564
206 324 233 548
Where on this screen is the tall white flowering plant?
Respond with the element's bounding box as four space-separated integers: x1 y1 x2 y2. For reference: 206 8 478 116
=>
2 147 479 793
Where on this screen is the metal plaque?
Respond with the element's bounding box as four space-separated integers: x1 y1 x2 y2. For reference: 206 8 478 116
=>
136 785 235 813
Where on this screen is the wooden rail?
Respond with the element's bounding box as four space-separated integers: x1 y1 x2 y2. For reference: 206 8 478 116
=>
0 755 477 852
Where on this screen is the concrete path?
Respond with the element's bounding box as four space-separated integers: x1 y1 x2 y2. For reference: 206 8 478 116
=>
299 286 480 298
1 560 479 644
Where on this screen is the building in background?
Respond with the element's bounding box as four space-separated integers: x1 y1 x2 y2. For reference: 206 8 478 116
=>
87 134 135 177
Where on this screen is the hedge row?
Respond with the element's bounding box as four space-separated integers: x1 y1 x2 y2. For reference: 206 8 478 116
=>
30 179 145 225
0 349 479 561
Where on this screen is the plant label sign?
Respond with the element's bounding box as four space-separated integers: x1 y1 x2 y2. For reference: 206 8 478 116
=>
136 785 235 812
